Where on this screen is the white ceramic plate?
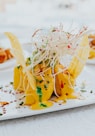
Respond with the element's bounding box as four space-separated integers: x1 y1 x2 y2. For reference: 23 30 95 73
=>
87 59 95 65
0 50 30 71
0 66 95 121
0 59 16 70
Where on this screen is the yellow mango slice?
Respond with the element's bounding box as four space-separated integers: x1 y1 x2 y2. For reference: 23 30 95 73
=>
14 66 24 92
89 48 95 59
5 32 36 90
24 66 54 108
36 68 54 101
54 64 76 101
68 35 90 79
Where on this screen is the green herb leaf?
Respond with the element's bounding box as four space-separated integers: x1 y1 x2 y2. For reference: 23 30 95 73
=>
33 50 38 56
36 87 42 102
90 90 93 93
10 82 13 85
26 57 31 65
40 103 47 107
36 87 42 96
0 113 3 116
17 65 21 69
19 102 24 106
9 90 12 93
53 52 56 56
39 61 42 64
0 86 3 89
80 89 87 92
44 84 48 89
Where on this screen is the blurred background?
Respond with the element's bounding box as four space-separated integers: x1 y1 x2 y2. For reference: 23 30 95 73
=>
0 0 95 42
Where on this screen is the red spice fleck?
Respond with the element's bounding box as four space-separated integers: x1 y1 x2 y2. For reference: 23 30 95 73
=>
1 106 7 115
14 100 17 102
67 45 71 48
80 31 83 34
4 90 7 93
2 107 6 114
61 81 64 88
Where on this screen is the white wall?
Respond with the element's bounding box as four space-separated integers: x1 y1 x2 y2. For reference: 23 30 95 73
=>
0 0 95 38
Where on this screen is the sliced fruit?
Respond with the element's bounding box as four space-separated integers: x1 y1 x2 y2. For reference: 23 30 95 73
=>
54 63 76 101
68 35 90 79
5 32 36 90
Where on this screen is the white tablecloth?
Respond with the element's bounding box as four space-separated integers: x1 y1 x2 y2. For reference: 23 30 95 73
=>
0 65 95 136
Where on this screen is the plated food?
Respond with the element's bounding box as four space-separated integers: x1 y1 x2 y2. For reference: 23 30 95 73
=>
88 34 95 59
0 47 13 63
4 26 90 110
1 26 95 120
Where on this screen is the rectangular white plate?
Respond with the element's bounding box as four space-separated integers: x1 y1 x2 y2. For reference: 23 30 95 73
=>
0 66 95 121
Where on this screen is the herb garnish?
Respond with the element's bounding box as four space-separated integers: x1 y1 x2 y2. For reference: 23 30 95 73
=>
90 90 93 93
44 84 48 90
10 82 13 85
80 89 87 92
36 87 42 102
17 65 21 69
0 86 3 89
0 113 3 116
40 103 47 107
9 90 12 93
26 57 31 65
39 61 42 64
19 102 24 106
